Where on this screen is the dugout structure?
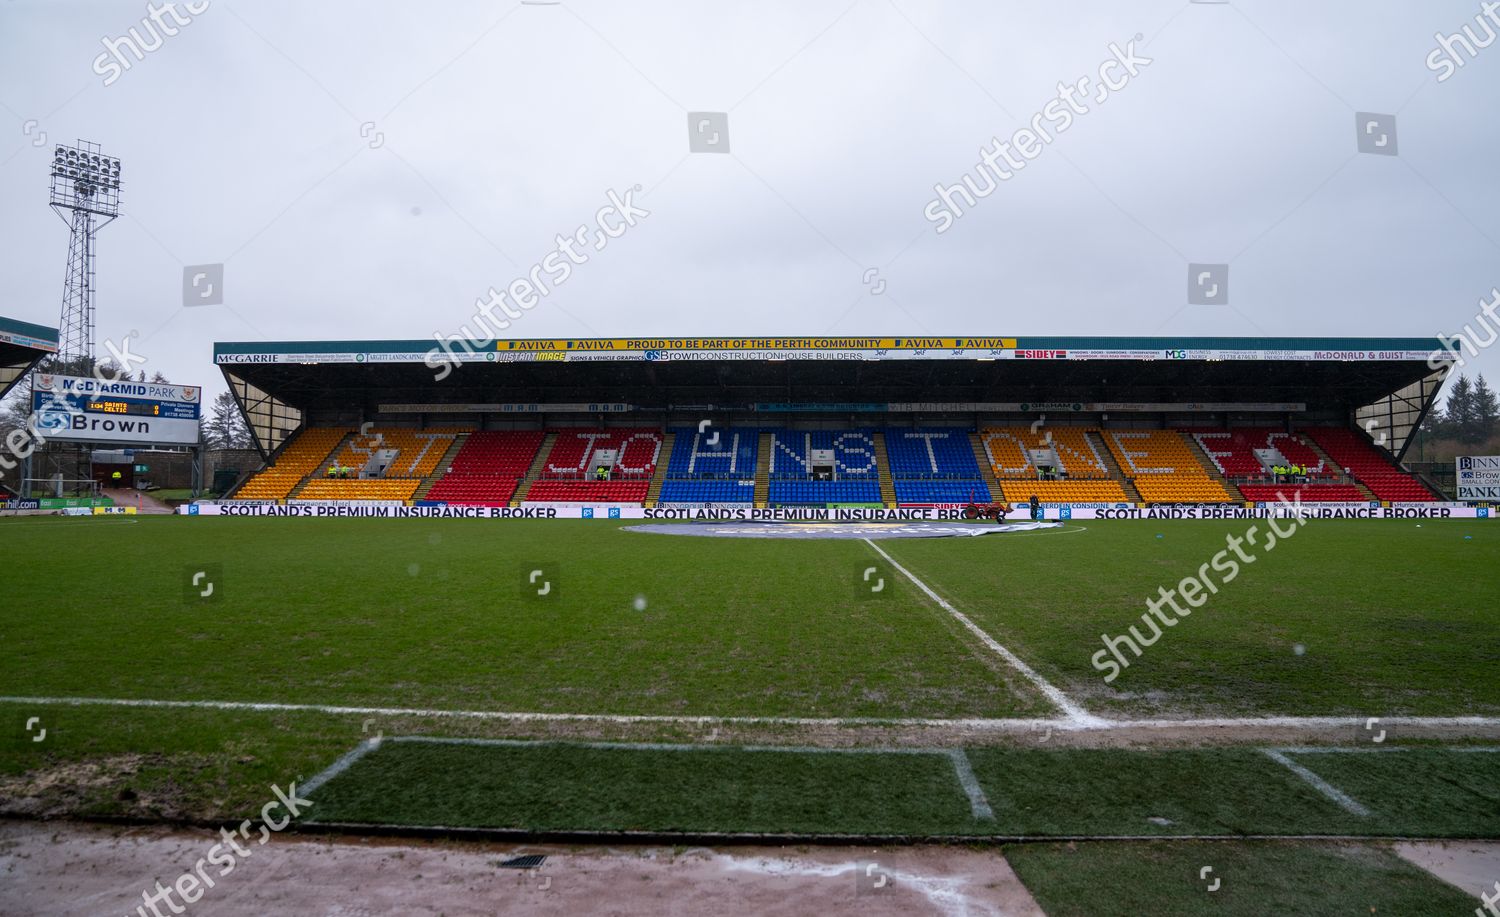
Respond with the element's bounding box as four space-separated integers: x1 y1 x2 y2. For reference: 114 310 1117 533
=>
216 336 1450 462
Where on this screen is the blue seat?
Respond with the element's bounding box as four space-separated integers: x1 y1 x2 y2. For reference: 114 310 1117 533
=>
655 427 761 504
884 428 982 477
892 479 988 503
767 479 881 505
658 478 755 504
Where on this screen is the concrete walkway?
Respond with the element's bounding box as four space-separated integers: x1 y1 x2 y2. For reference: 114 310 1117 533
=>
0 819 1046 917
100 488 175 514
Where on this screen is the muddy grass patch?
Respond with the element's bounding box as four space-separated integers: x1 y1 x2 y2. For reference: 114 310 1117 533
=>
0 752 218 820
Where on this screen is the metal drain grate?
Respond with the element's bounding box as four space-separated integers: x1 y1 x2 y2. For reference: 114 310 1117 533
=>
499 854 548 870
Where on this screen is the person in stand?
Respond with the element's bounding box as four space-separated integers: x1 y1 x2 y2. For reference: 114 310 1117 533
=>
327 464 337 478
595 465 609 481
111 470 122 485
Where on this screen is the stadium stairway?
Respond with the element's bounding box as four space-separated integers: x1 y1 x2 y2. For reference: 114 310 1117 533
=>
232 427 351 501
411 433 469 501
1183 433 1244 502
509 432 557 506
872 432 896 506
1412 467 1450 501
754 432 772 507
645 432 676 507
284 430 355 500
967 433 1003 502
289 428 464 502
1086 431 1142 503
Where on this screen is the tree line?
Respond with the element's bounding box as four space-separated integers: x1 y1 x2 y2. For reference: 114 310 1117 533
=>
1422 373 1499 446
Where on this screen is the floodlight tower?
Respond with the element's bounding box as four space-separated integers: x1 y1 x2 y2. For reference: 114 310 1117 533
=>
49 140 122 365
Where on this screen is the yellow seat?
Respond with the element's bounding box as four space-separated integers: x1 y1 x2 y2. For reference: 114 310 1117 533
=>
979 427 1113 480
1102 430 1231 504
233 428 351 500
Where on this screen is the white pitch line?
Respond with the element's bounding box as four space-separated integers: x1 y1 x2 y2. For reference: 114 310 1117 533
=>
300 737 381 797
1105 716 1500 730
387 736 943 755
310 736 999 821
862 537 1101 727
1262 749 1371 816
1276 745 1500 755
0 694 1058 730
945 749 994 820
4 695 1500 733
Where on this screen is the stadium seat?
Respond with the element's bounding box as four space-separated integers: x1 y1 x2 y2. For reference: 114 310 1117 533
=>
525 428 663 503
884 428 987 504
324 428 463 480
658 479 758 503
767 429 880 476
232 427 350 500
1238 483 1367 503
285 427 465 502
765 429 881 505
892 480 995 504
999 480 1130 503
1301 427 1437 501
656 426 759 504
767 480 882 504
884 428 981 476
425 431 545 505
979 427 1112 479
526 480 651 502
1188 428 1331 479
1102 430 1232 504
297 478 421 501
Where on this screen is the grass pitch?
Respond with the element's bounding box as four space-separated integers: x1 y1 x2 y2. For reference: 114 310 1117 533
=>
0 516 1045 719
1 514 1497 844
303 741 1500 838
889 518 1500 716
3 515 1495 722
1004 840 1477 916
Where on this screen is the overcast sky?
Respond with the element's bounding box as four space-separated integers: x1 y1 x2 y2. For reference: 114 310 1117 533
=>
1 0 1497 401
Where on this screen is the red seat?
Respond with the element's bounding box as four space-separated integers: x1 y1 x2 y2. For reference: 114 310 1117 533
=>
1301 428 1437 501
425 431 545 504
1239 484 1366 503
1188 428 1332 479
525 480 650 502
524 429 663 504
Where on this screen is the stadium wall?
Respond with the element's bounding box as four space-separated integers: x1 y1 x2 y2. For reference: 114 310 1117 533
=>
181 501 1492 520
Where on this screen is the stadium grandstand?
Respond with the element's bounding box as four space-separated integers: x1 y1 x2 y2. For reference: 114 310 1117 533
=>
0 314 57 403
0 315 58 499
213 336 1454 507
